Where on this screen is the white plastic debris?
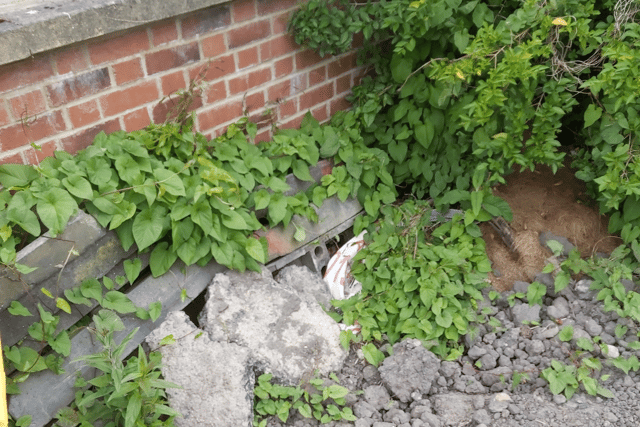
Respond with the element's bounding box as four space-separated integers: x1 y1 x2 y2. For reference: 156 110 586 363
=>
324 231 366 300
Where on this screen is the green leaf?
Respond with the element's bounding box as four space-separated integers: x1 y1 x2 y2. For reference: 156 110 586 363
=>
559 325 574 342
125 392 142 427
191 200 214 236
148 301 162 322
584 104 603 128
8 301 32 317
6 192 40 236
245 237 267 264
62 174 94 200
154 168 186 197
391 54 412 83
124 258 142 284
149 242 178 277
101 291 137 314
49 330 71 357
132 205 168 251
80 278 103 302
254 189 271 210
362 343 385 366
56 297 72 314
268 194 288 225
0 163 39 188
292 159 314 182
527 282 546 306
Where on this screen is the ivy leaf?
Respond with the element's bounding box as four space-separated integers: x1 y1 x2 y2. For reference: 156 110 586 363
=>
254 189 271 210
62 174 94 200
8 301 32 317
132 205 168 251
101 291 137 314
390 54 412 83
36 188 78 236
584 104 602 128
191 200 214 236
221 210 248 230
211 242 234 266
559 325 574 342
149 242 178 277
49 331 71 357
292 159 314 182
6 192 41 236
245 237 267 264
362 343 385 366
268 194 288 225
154 168 186 197
0 163 39 188
148 301 162 322
124 258 142 284
80 278 103 302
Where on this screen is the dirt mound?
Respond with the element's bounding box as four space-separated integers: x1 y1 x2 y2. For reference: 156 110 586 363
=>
482 160 622 291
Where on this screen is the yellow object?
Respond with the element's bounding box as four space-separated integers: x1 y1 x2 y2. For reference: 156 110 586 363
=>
1 333 7 427
552 17 569 26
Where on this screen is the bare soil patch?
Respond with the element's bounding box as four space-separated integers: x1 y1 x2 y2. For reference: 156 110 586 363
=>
481 159 622 291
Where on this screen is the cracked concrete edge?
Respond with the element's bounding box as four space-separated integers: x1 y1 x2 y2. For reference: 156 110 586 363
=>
0 0 229 66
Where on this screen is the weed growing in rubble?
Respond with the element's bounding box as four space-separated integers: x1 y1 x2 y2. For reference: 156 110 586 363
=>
253 372 356 426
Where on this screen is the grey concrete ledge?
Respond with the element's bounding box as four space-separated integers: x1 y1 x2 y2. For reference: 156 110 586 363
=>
0 0 229 66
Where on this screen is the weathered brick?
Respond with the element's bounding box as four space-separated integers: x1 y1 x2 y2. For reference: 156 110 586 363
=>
300 82 333 111
267 80 291 102
197 99 243 131
257 0 297 15
68 100 101 128
278 98 297 120
112 58 144 85
0 152 24 165
146 43 200 75
0 104 10 126
123 107 151 131
232 0 256 23
23 140 58 164
237 47 259 69
88 30 150 65
336 74 351 94
182 5 230 39
152 93 203 124
254 128 272 143
0 111 66 151
309 65 326 86
280 113 304 130
201 33 227 58
60 119 120 154
190 55 235 82
47 68 111 107
260 34 299 62
296 49 327 71
228 20 270 49
312 104 328 123
229 68 271 95
151 19 179 46
272 11 292 34
0 56 54 93
274 56 294 78
246 91 265 112
204 81 226 104
100 81 159 116
328 52 357 78
55 48 89 75
10 90 46 117
331 94 352 115
161 71 187 96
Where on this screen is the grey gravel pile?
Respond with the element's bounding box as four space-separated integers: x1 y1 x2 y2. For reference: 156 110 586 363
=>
267 235 640 427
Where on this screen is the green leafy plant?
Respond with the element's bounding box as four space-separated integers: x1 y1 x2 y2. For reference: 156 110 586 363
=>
253 372 356 426
541 358 613 400
53 310 179 427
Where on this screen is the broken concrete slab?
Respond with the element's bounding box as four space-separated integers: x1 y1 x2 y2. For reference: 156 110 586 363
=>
146 311 254 427
275 265 334 309
199 269 347 386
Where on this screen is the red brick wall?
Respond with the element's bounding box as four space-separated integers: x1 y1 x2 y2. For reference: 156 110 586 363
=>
0 0 362 165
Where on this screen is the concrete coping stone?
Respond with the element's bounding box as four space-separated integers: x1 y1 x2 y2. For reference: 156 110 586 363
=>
0 0 229 66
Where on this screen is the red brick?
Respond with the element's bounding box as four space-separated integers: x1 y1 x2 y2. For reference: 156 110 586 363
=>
152 93 203 124
296 49 327 70
0 56 54 93
68 100 101 128
113 58 144 85
289 73 308 94
272 11 292 34
23 140 58 164
151 20 179 46
336 74 351 94
254 128 271 143
204 81 226 104
0 111 66 151
232 0 256 23
146 43 200 75
267 80 291 102
190 55 235 82
278 98 297 120
182 5 230 39
229 68 271 95
0 104 10 126
237 47 259 69
352 32 365 49
47 68 111 107
61 119 121 154
161 71 187 96
309 66 326 87
10 90 46 118
260 34 298 62
331 95 352 115
228 20 270 49
197 100 243 131
274 56 294 78
328 52 357 78
280 113 304 130
312 105 328 123
300 82 334 111
0 153 24 165
246 92 265 112
55 48 89 75
88 30 150 65
257 0 297 15
201 34 227 58
100 81 159 116
248 109 275 129
123 107 151 131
